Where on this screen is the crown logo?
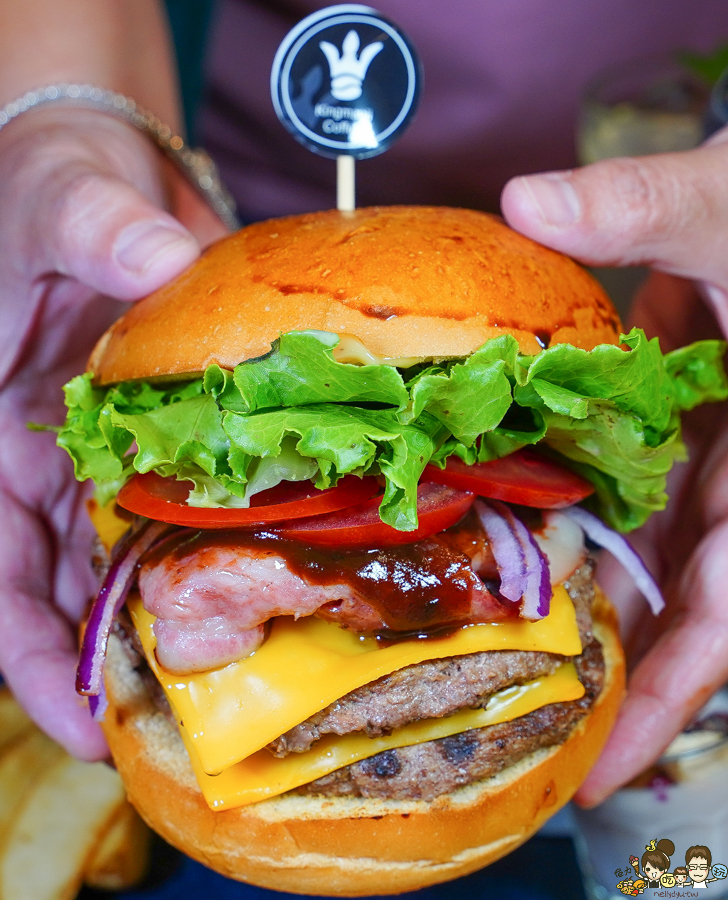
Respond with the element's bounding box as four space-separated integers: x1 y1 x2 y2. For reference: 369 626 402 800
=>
319 30 383 101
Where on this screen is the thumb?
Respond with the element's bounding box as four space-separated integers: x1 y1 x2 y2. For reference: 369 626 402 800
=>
501 130 728 329
25 167 201 301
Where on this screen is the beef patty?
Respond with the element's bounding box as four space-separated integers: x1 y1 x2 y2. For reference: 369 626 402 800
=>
268 560 595 756
297 639 604 800
114 561 598 801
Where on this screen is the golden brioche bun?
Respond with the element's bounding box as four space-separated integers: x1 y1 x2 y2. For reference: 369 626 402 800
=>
89 206 621 385
101 589 624 896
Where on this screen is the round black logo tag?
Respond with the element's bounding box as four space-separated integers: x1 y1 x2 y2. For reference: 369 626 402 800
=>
271 4 421 159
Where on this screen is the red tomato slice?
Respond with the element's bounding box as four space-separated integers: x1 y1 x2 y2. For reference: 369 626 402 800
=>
422 449 594 509
276 483 475 549
116 472 380 528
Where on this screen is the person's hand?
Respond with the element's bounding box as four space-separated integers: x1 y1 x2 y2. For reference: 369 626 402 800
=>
0 107 227 759
501 128 728 805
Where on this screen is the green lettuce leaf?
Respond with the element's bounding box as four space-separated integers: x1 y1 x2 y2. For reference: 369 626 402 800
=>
405 336 518 444
55 329 727 531
222 404 446 528
209 331 409 414
57 375 128 504
109 394 228 478
518 329 675 437
159 439 319 508
664 340 728 411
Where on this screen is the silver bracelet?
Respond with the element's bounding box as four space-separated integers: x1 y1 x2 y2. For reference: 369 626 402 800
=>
0 84 239 232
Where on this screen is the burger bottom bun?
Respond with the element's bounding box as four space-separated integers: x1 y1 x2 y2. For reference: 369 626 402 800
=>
102 589 625 896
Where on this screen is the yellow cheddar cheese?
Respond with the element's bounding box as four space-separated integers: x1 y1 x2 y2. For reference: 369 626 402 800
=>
182 661 584 810
87 499 131 555
127 586 582 775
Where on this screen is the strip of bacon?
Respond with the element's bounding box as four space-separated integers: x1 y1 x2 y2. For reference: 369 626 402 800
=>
138 529 509 674
137 511 585 675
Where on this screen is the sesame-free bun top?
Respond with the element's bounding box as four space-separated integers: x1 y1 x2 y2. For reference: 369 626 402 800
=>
89 206 622 385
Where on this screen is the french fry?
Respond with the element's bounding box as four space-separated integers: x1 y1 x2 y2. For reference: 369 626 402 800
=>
0 729 64 843
83 801 151 890
0 689 31 754
0 755 126 900
0 687 151 896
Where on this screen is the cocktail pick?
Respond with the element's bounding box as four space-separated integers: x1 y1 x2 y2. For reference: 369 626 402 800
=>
271 4 422 211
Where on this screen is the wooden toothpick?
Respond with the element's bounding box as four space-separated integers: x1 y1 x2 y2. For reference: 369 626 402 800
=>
336 155 356 212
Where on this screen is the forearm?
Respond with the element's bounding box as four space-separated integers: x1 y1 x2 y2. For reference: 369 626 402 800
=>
0 0 181 129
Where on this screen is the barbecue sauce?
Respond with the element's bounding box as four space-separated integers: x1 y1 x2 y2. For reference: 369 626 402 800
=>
283 538 480 632
152 529 492 634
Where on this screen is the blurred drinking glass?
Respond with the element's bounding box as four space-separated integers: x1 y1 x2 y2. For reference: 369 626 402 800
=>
578 54 709 165
573 688 728 900
577 55 710 319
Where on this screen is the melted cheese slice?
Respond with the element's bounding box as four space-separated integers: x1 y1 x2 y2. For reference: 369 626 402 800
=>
127 586 581 775
183 661 584 810
330 332 423 368
87 499 131 555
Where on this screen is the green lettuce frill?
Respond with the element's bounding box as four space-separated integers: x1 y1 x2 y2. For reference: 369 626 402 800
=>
56 329 728 532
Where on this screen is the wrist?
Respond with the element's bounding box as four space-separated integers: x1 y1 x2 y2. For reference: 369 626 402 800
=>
0 107 165 204
0 87 237 231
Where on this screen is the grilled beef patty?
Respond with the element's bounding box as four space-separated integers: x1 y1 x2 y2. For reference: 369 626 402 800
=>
268 561 595 756
297 639 604 800
114 560 598 800
269 650 563 756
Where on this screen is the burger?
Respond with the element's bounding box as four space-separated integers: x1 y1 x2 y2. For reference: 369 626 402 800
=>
57 206 727 895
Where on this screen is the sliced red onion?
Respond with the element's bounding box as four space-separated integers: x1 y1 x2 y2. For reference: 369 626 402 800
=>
475 500 552 619
563 506 665 615
532 511 586 586
474 500 526 603
88 691 107 723
512 514 552 620
76 520 172 719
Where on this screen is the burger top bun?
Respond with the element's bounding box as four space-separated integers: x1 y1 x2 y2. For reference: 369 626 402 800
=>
102 590 624 897
89 206 621 385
